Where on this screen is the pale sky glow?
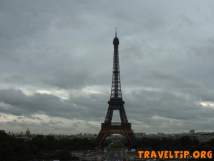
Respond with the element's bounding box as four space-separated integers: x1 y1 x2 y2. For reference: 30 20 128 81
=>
0 112 100 134
19 87 70 100
199 101 214 109
0 0 214 134
17 85 108 100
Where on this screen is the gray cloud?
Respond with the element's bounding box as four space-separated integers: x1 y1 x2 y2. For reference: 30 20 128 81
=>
0 0 214 134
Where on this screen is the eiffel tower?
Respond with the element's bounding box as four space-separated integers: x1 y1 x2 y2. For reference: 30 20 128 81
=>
96 32 135 147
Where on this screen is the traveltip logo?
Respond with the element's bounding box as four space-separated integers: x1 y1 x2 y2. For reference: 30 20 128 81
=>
127 147 213 160
137 150 212 160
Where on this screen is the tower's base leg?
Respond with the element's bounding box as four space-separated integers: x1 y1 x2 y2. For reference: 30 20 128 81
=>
96 123 135 147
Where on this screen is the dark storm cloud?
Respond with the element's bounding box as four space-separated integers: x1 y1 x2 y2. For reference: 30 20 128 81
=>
0 0 214 133
0 88 106 120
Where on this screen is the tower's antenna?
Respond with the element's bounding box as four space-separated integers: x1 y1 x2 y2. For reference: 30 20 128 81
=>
115 27 117 37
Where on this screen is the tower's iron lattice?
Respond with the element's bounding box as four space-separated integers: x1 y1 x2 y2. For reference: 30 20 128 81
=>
96 33 135 147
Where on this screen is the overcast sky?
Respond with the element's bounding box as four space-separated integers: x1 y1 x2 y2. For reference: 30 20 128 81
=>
0 0 214 134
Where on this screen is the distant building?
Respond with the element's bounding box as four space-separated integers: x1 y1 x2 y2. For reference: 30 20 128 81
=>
0 129 6 134
25 128 31 137
189 129 195 134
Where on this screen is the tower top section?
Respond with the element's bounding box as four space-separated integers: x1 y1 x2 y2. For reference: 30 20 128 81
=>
113 31 119 45
110 32 122 98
